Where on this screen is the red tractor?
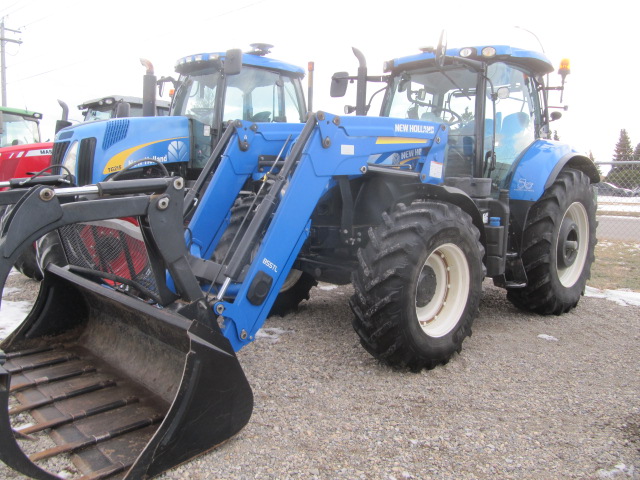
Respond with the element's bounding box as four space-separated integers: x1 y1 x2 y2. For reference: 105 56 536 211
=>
0 106 52 187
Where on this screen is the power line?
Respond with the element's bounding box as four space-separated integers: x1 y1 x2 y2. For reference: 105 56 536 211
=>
0 0 34 18
8 58 86 83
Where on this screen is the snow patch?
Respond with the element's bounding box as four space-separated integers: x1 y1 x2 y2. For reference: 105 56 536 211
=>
318 284 338 291
255 327 294 343
585 286 640 307
597 462 635 478
0 300 31 339
537 334 558 342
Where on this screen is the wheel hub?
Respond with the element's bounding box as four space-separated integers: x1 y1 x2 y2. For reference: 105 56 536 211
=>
557 217 579 268
416 266 437 308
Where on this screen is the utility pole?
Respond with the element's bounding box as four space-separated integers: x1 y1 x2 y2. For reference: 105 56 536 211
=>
1 18 23 107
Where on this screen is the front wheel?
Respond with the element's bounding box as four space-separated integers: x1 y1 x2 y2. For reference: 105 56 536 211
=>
350 200 484 371
507 168 597 314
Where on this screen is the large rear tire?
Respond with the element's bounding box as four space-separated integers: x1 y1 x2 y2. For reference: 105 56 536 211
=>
35 230 67 274
213 194 316 317
507 168 596 314
350 200 484 371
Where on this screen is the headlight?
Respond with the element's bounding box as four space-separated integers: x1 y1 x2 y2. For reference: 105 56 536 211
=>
460 47 475 58
482 47 497 58
62 140 79 175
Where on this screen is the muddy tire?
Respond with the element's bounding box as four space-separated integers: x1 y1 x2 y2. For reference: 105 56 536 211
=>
35 230 67 274
214 194 316 317
269 269 317 316
13 247 42 280
507 168 596 315
350 200 484 371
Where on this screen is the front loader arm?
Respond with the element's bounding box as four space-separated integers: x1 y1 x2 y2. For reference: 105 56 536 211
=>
207 113 448 350
0 178 202 307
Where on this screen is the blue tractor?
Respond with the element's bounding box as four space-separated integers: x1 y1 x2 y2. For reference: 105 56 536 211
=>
0 40 597 479
51 43 308 186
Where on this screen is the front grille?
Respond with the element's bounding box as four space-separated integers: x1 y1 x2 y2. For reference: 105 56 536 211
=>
77 137 96 185
59 219 158 296
50 141 69 174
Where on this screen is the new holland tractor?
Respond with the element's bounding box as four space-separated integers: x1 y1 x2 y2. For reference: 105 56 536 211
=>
50 43 308 186
10 44 308 283
0 40 597 479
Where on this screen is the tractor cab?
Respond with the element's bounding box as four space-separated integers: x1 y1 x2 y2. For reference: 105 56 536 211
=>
381 45 556 192
169 44 307 170
52 44 307 184
0 106 42 147
333 44 567 195
79 95 170 122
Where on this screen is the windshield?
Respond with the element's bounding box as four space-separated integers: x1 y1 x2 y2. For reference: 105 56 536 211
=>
385 66 479 176
0 112 41 147
172 66 305 126
385 66 477 126
84 108 114 122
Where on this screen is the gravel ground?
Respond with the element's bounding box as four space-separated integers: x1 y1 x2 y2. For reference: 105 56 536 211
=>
1 275 638 479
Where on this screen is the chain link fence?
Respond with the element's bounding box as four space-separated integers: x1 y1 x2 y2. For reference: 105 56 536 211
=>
590 161 640 292
594 161 640 243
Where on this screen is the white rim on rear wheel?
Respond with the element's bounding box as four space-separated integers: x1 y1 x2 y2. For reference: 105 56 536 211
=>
557 202 589 288
415 243 470 337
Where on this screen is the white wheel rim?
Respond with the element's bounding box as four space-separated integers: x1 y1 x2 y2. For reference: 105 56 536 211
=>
557 202 589 288
415 243 470 337
280 268 303 292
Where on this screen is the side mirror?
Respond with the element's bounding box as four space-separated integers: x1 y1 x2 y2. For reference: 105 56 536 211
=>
550 111 562 122
55 120 72 134
330 72 349 98
116 102 131 118
398 73 411 93
224 49 242 76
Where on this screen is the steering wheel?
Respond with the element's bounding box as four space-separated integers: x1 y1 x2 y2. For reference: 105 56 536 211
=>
409 98 463 126
251 111 272 122
439 107 462 126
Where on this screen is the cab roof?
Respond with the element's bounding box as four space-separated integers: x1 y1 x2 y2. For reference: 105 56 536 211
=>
78 96 171 110
175 51 305 76
388 45 554 75
0 106 43 119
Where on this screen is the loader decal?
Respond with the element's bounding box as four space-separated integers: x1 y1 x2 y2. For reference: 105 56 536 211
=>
376 136 429 145
393 123 436 134
103 137 188 174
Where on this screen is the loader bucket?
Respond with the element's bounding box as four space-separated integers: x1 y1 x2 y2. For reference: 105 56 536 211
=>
0 182 254 479
0 264 253 479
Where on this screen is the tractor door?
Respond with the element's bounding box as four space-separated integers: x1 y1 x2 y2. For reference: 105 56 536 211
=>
484 63 541 188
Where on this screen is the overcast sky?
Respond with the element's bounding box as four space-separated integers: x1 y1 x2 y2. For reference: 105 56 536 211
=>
2 0 638 164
